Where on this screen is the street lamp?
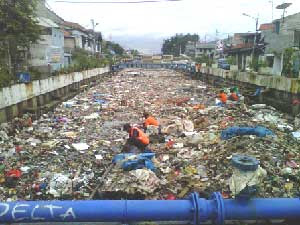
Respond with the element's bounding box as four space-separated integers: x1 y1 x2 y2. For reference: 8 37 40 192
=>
242 13 259 71
242 13 258 32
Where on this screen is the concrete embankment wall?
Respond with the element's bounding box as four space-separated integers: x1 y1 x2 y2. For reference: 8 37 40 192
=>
0 67 109 123
196 67 300 115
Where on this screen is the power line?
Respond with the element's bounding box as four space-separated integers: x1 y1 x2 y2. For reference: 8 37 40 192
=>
54 0 181 3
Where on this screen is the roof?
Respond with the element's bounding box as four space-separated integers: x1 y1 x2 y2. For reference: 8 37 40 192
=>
195 43 215 49
63 21 87 33
224 43 255 53
273 12 300 23
37 17 59 28
234 33 256 37
259 23 274 31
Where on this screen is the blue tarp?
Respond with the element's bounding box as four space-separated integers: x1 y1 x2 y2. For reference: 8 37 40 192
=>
112 153 156 171
221 126 274 140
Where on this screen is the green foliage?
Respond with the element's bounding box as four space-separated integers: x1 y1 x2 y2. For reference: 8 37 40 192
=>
162 33 199 56
0 0 41 76
258 59 268 68
226 56 236 65
72 49 105 69
130 49 139 56
104 41 125 55
52 49 107 76
0 66 13 88
282 48 296 78
249 56 259 72
195 54 211 66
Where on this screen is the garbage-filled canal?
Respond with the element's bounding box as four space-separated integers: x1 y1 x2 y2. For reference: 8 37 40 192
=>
1 68 300 204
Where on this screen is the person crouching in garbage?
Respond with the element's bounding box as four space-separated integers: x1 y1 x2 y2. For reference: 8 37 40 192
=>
228 88 239 101
143 112 161 133
216 90 227 106
122 123 151 153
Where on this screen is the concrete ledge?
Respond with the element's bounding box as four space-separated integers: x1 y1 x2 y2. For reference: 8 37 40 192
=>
193 71 300 115
200 67 300 94
0 67 110 123
0 67 109 109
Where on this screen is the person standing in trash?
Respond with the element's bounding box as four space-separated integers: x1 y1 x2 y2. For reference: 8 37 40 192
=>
123 123 150 152
218 90 227 105
228 88 239 101
143 112 161 133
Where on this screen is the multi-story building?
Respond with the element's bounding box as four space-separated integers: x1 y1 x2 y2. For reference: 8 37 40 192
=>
63 22 100 54
260 12 300 76
185 41 216 58
30 0 102 74
29 16 65 73
152 55 162 64
162 55 174 63
185 42 196 57
224 33 258 71
195 42 216 58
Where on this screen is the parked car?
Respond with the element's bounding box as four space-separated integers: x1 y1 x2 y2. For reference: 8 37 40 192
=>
218 59 230 70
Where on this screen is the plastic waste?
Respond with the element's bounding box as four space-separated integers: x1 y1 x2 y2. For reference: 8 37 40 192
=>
113 153 156 171
72 143 90 151
292 131 300 140
229 155 266 197
221 126 274 140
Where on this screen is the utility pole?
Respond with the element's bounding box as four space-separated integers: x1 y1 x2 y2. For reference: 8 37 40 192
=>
242 13 259 71
91 19 99 55
269 0 274 21
254 17 259 70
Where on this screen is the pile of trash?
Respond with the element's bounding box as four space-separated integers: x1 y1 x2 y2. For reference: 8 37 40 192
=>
1 69 300 202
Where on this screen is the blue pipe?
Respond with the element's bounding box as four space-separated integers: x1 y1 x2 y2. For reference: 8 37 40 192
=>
0 192 299 224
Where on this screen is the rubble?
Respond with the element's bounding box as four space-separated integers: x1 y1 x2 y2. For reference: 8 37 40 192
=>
0 68 300 203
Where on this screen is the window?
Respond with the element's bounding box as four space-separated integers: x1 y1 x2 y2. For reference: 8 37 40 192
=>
41 28 52 35
294 30 300 48
266 56 274 67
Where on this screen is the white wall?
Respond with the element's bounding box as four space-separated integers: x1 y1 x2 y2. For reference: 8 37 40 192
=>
0 67 109 109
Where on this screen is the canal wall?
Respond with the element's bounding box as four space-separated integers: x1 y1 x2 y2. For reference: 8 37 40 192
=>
0 67 109 123
196 67 300 115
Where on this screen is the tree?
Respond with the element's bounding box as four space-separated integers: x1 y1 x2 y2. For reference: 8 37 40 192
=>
0 0 41 76
105 41 125 55
161 33 199 56
195 54 211 65
282 48 297 78
130 49 139 56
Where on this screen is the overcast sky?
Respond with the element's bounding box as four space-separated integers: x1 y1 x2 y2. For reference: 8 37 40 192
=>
47 0 300 53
